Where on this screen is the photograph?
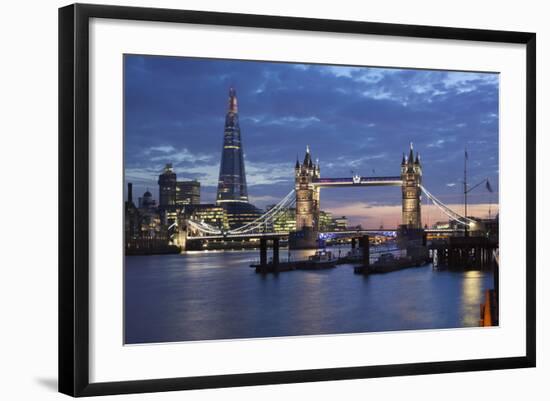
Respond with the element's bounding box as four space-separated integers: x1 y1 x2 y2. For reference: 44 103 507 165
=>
0 0 542 398
123 55 500 344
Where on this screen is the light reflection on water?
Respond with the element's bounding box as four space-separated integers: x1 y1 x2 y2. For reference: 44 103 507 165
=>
124 246 494 344
461 271 484 326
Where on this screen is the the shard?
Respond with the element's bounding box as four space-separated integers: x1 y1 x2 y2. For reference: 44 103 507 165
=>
216 88 249 204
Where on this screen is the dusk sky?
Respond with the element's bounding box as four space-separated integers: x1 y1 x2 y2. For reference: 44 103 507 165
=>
124 55 499 228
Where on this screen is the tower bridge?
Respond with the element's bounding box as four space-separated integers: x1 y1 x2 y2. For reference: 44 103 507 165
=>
178 143 475 250
292 143 422 248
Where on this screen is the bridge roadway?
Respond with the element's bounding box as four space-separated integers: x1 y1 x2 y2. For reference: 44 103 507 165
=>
312 176 402 187
188 229 390 241
187 228 459 241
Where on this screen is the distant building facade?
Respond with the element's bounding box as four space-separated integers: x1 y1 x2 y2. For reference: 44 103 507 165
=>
319 210 333 232
125 183 174 254
139 189 156 209
158 163 177 207
176 180 200 205
333 216 348 231
269 206 296 233
223 202 262 230
159 164 201 208
266 207 333 233
432 221 450 229
183 204 229 231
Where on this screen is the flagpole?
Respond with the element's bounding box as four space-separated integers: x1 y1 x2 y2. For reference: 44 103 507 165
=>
464 147 468 237
488 178 492 219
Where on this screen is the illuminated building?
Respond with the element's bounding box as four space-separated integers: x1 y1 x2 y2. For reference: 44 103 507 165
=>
176 180 200 205
158 163 177 207
213 88 262 228
132 188 166 242
319 210 333 232
333 216 348 231
223 202 262 230
216 88 248 204
139 211 163 239
269 206 296 233
159 163 201 207
184 204 229 231
269 208 332 233
433 221 450 229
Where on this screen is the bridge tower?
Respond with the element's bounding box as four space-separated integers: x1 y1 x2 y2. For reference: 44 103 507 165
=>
401 143 422 229
295 146 320 231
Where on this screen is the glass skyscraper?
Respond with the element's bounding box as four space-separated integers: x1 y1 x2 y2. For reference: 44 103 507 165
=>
215 88 262 230
216 88 249 203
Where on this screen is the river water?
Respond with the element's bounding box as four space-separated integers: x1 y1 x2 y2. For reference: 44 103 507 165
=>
124 246 494 344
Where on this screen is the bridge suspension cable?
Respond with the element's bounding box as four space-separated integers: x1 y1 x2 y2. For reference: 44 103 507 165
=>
420 185 476 226
184 189 296 236
186 219 223 235
185 185 476 236
228 189 296 234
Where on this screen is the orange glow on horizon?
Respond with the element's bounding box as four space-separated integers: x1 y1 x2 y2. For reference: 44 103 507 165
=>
324 202 498 228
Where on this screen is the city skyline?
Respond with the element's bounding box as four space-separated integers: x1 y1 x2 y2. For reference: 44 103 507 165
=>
124 55 499 227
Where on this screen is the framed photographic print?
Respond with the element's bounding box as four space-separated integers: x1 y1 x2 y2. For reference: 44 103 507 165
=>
58 3 536 397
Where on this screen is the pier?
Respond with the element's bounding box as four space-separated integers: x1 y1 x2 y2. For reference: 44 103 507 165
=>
429 236 498 270
252 235 373 274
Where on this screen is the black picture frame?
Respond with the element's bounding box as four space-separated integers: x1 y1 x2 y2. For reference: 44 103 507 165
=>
59 3 536 397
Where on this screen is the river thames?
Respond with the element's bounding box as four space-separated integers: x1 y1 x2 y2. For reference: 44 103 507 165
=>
124 246 494 344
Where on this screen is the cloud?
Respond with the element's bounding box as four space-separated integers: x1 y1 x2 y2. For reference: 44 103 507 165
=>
124 55 499 216
427 139 446 148
147 145 175 153
244 114 321 128
361 88 400 102
481 112 499 124
322 66 398 84
339 153 388 169
248 194 282 205
442 72 498 92
150 148 214 164
269 116 320 126
125 167 158 183
246 161 295 186
293 64 309 71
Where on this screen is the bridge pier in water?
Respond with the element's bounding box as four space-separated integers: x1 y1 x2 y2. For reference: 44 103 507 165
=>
272 238 280 266
361 235 370 267
260 238 267 266
256 236 283 273
353 235 371 275
288 227 318 250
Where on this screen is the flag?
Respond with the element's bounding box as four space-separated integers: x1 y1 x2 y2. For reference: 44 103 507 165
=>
465 149 468 160
486 180 493 193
